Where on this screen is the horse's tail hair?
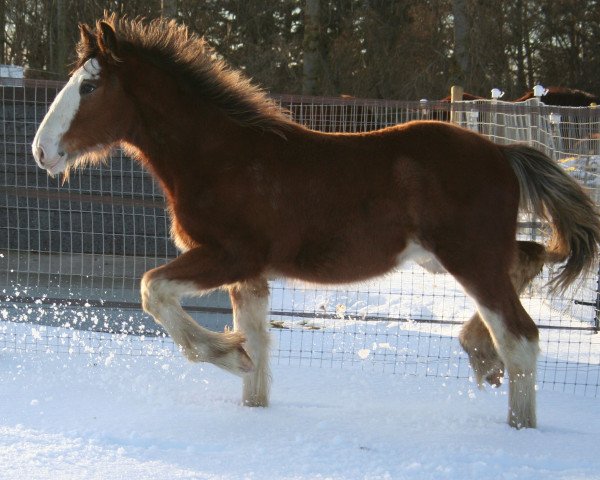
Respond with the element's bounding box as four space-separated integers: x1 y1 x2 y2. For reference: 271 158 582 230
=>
502 143 600 294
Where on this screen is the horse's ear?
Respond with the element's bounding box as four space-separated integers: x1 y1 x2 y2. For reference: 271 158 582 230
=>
98 21 120 62
78 23 95 48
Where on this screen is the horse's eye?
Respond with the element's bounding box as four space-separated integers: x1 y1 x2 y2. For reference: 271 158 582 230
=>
79 82 97 95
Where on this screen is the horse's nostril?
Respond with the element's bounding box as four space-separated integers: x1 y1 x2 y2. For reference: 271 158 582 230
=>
34 145 46 165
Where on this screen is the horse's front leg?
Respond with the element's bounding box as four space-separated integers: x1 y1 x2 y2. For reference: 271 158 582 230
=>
141 247 256 376
229 279 271 407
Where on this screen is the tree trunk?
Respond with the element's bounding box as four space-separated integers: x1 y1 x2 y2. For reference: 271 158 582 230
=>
0 0 6 64
302 0 320 95
55 0 67 77
515 0 527 93
453 0 470 88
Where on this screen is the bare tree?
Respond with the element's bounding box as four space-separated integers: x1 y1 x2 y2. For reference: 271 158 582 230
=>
453 0 470 88
50 0 68 76
0 0 6 64
2 0 598 97
302 0 320 95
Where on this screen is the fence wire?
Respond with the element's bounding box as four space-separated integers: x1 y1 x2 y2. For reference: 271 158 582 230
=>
1 78 599 396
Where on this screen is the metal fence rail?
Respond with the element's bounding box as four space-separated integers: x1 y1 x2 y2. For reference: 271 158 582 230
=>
1 77 599 396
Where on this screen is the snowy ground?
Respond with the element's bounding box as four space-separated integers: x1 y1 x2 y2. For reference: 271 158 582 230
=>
1 323 599 480
1 256 599 478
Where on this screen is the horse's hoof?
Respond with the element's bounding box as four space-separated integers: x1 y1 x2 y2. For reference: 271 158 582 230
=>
485 369 504 388
232 345 255 375
211 342 255 376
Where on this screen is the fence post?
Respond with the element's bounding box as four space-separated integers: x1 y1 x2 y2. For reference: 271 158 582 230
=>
450 85 463 124
490 87 504 142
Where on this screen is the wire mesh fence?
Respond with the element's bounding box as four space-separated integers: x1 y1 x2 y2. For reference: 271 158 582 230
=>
1 78 599 396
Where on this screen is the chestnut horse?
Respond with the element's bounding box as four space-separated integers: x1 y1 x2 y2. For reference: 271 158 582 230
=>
513 86 599 106
440 87 599 106
32 15 600 429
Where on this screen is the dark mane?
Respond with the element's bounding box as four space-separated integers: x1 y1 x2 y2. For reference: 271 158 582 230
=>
76 14 296 136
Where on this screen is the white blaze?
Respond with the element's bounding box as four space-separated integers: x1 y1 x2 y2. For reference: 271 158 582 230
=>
32 58 101 175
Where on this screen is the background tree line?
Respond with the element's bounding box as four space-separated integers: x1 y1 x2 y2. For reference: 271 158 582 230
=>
1 0 599 100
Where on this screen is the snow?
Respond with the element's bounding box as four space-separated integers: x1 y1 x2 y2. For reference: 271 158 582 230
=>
1 257 599 478
1 322 600 480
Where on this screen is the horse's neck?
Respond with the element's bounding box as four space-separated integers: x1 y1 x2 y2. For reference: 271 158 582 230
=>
123 98 255 196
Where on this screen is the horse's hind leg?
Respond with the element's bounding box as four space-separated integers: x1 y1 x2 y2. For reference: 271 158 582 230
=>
474 293 539 429
459 241 546 388
439 244 539 427
229 278 271 407
456 261 539 428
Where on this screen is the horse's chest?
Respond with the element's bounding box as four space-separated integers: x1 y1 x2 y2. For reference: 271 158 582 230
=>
170 216 196 252
168 206 207 252
168 199 236 252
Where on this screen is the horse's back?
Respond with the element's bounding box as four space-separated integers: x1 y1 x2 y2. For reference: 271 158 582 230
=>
302 120 520 221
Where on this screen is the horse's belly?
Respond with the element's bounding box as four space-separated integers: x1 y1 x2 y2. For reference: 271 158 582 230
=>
277 238 445 285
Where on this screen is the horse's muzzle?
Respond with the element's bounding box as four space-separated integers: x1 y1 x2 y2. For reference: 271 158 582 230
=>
32 140 67 175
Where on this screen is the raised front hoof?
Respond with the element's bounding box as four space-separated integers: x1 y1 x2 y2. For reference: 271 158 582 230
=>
180 331 255 376
212 343 255 377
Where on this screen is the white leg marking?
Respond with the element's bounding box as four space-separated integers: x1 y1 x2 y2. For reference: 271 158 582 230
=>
141 275 253 375
477 305 538 428
231 280 271 407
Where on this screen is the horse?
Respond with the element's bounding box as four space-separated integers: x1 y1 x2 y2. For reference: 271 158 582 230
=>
439 87 599 106
32 15 600 429
514 86 599 106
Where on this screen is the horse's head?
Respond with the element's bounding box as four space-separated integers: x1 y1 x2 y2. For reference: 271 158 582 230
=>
32 19 133 177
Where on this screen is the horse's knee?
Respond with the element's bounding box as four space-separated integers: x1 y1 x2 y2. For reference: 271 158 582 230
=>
141 270 175 316
229 278 269 304
141 270 162 315
141 270 195 316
